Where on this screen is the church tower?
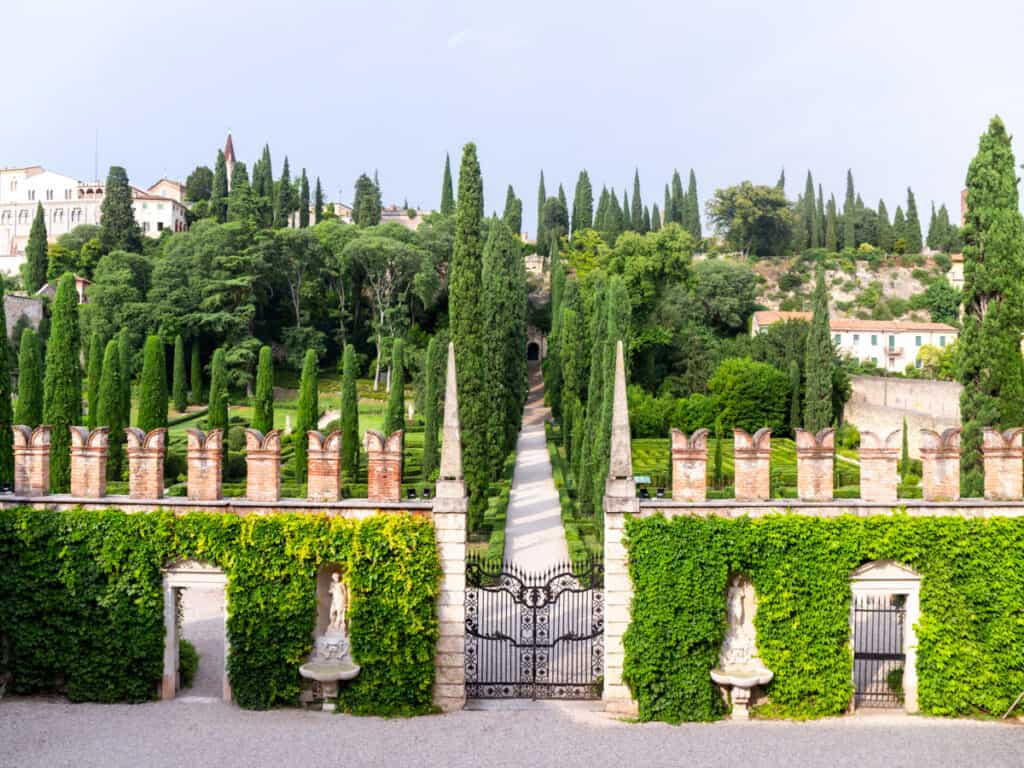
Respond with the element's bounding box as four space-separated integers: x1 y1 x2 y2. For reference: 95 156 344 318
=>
224 131 236 191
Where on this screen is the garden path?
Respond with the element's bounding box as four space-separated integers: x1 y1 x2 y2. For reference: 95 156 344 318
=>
502 364 571 569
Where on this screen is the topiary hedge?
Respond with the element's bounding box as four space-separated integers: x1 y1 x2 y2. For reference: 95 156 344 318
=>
622 513 1024 722
0 507 440 714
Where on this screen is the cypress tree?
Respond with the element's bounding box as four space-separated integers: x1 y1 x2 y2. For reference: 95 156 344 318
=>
572 170 594 235
24 203 48 293
685 169 702 240
503 185 523 235
651 202 661 232
606 190 624 244
927 202 939 250
190 342 203 404
383 338 405 436
825 195 838 251
642 206 651 233
207 348 228 469
273 157 294 228
631 170 643 233
172 335 187 413
86 332 103 429
0 282 11 486
776 168 786 191
440 154 455 216
96 340 123 480
594 186 609 232
904 187 923 254
137 335 168 433
893 206 907 250
299 169 310 228
351 173 381 226
252 345 274 433
210 150 228 223
118 332 131 429
816 184 826 248
294 349 318 483
576 279 606 516
958 116 1024 496
843 170 856 249
227 161 256 224
536 170 547 254
803 172 817 249
900 417 910 484
422 336 441 480
314 177 324 224
621 190 631 231
339 344 359 482
877 199 893 252
670 171 685 224
788 359 802 435
42 273 81 492
256 145 274 226
803 267 833 432
99 166 142 253
663 184 673 226
15 329 43 427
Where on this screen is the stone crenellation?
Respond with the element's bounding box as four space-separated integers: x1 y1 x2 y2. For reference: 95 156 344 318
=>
125 427 167 499
244 429 283 502
794 428 835 502
307 431 343 502
671 428 709 502
733 428 772 501
70 426 109 498
364 430 404 502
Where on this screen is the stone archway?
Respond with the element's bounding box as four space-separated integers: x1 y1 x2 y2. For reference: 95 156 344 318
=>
526 326 547 361
162 560 230 702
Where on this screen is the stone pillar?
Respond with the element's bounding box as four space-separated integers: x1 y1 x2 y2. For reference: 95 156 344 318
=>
858 430 900 503
670 428 709 502
982 428 1024 501
432 342 467 713
920 428 961 502
365 430 403 502
12 425 51 497
733 428 771 501
69 426 109 498
244 429 282 502
125 428 167 499
186 429 223 501
307 431 342 502
794 428 835 502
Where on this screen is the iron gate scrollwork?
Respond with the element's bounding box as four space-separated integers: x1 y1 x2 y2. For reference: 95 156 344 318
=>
465 556 604 699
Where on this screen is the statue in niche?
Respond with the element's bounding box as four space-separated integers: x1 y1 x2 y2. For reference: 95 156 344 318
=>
300 568 360 710
327 572 347 633
711 573 773 721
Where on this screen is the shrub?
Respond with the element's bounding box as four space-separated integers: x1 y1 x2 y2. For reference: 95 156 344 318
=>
178 639 199 689
672 393 714 434
707 358 789 434
836 423 860 450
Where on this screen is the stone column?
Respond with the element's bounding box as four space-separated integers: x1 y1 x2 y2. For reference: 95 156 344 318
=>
794 428 835 502
982 427 1024 501
125 428 167 499
365 430 403 502
670 428 709 502
186 429 223 501
432 342 467 713
858 430 900 503
733 428 771 501
69 426 109 498
307 430 342 502
12 425 51 497
244 429 282 502
920 428 961 502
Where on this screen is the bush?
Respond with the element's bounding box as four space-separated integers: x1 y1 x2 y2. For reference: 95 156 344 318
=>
933 253 952 273
836 423 860 450
165 450 187 483
707 358 789 434
672 393 714 434
228 425 246 453
178 639 199 689
225 451 247 481
628 386 673 439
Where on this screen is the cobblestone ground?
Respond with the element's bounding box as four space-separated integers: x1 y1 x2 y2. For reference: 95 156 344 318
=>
0 699 1019 768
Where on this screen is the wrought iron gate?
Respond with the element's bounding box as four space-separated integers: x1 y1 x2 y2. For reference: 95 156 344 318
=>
465 556 604 699
852 593 906 707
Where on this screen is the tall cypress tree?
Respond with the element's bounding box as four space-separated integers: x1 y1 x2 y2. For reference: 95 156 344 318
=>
96 340 123 480
207 348 228 468
893 206 907 250
15 329 43 427
642 206 651 233
190 342 203 404
535 170 547 253
421 335 441 481
958 116 1024 496
137 335 167 433
926 202 939 250
825 195 838 251
788 359 802 435
273 157 294 228
843 170 856 249
576 279 606 516
24 204 48 293
776 168 786 191
670 170 685 224
227 161 256 224
42 273 81 492
802 171 816 249
253 345 274 433
86 332 103 429
572 170 594 235
651 202 661 232
685 169 702 240
904 187 923 254
118 332 131 430
631 170 643 233
99 166 142 253
595 186 610 232
383 338 405 436
210 150 228 223
294 349 318 482
877 199 893 252
0 282 11 486
816 184 826 248
663 183 673 226
440 154 455 216
351 173 382 226
298 169 310 228
172 335 187 413
339 344 359 482
803 267 833 432
503 185 523 235
593 276 631 519
314 177 324 224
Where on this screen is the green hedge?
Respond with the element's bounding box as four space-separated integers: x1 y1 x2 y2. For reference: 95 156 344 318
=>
0 508 440 714
623 513 1024 722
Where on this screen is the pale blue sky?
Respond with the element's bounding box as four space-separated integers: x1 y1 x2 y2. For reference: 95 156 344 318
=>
5 0 1023 234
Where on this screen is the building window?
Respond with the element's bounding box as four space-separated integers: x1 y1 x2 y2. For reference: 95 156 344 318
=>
871 334 877 346
17 210 29 224
157 203 164 210
889 335 895 350
853 334 860 344
142 221 150 233
27 190 35 201
939 336 946 347
64 189 71 200
834 333 841 344
157 221 164 231
915 335 922 347
915 358 923 369
142 203 148 209
71 208 82 223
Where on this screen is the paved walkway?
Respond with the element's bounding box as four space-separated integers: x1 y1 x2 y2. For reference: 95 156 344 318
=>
1 698 1020 768
502 365 571 569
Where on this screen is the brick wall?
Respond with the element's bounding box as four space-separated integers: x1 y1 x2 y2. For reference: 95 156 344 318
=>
69 426 109 498
307 430 342 502
187 429 223 501
795 428 835 502
365 429 403 502
125 428 166 499
982 427 1023 501
733 428 771 501
671 428 709 502
12 425 50 496
244 429 282 502
920 428 961 502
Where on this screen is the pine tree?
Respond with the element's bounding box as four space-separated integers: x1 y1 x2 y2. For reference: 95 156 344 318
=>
15 329 42 427
535 170 547 253
843 170 856 249
339 344 359 482
24 204 48 292
137 335 167 433
207 348 228 468
253 345 274 433
210 150 228 223
825 195 838 251
670 170 685 224
96 340 123 480
294 349 318 483
631 170 643 233
904 187 923 254
877 199 893 252
86 332 103 429
572 170 594 235
422 335 441 480
440 154 455 216
42 273 81 491
803 267 833 432
314 177 324 224
118 332 132 429
172 335 187 413
651 202 661 232
958 116 1024 496
383 338 405 436
298 169 310 228
190 342 203 404
503 185 523 235
99 166 143 253
0 282 11 486
803 171 817 249
788 358 802 435
273 157 294 228
685 169 702 240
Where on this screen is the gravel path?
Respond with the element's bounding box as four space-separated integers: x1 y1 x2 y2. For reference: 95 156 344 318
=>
0 698 1019 768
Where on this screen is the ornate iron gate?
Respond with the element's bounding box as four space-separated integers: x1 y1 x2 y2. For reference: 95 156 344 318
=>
852 593 906 708
465 556 604 699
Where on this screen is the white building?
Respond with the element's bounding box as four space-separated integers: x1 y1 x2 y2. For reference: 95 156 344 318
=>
0 166 187 274
752 310 958 372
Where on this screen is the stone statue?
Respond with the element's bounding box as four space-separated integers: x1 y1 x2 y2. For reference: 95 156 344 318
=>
711 573 773 720
300 569 360 710
328 572 347 633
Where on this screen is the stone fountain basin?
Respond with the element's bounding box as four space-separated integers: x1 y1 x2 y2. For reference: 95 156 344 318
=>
299 659 361 683
711 665 774 689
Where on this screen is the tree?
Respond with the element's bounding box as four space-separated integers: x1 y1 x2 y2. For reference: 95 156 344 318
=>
351 173 382 227
273 157 295 228
294 349 319 483
15 329 43 427
298 169 310 228
671 170 685 224
383 338 405 436
339 344 359 482
118 332 132 430
900 417 910 484
663 183 674 226
707 182 793 257
685 169 702 241
708 358 789 434
440 154 455 216
137 335 168 433
843 170 856 249
631 170 644 233
86 332 103 429
503 185 523 235
592 276 632 514
24 204 48 293
536 170 547 254
927 202 939 250
803 267 833 431
252 345 274 434
185 166 214 202
42 273 82 492
877 199 893 252
802 171 817 249
421 335 443 480
0 282 11 485
904 187 923 254
893 206 907 252
572 170 594 235
314 177 324 224
208 348 228 463
172 335 187 413
96 340 123 480
651 202 661 232
958 116 1024 496
816 184 826 247
690 260 758 335
788 358 802 434
825 195 838 251
621 189 631 231
541 196 569 254
190 342 203 404
210 151 228 223
227 161 258 224
776 168 786 192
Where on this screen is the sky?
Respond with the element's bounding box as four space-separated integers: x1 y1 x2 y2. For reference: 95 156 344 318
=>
5 0 1024 235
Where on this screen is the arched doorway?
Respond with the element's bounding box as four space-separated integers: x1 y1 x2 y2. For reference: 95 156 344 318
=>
527 342 540 361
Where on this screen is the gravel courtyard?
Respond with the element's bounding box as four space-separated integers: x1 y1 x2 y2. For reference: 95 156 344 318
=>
1 698 1019 768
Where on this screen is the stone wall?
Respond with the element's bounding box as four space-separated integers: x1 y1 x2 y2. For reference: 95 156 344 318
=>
844 376 961 458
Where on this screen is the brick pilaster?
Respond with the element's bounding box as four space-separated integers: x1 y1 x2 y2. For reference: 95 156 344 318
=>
12 425 50 496
982 427 1024 501
858 429 900 503
125 428 167 499
307 430 342 502
920 428 961 502
186 429 223 501
733 428 771 501
671 428 709 502
795 428 835 502
69 426 109 498
244 429 282 502
365 429 403 502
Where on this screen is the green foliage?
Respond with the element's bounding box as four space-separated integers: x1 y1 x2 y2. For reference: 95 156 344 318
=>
0 508 439 714
0 283 11 486
803 267 833 431
208 349 229 463
99 166 142 253
298 169 310 229
172 335 187 413
189 342 203 405
904 187 923 254
707 357 789 433
690 260 757 335
253 345 274 434
274 157 295 229
440 154 455 217
383 338 405 436
707 182 792 257
340 345 360 481
294 349 319 482
137 335 168 433
572 170 593 234
15 329 43 427
23 204 48 293
42 274 82 492
623 514 1024 722
86 333 103 430
96 340 124 479
210 150 228 223
352 173 382 227
502 184 523 235
185 166 213 203
178 639 199 689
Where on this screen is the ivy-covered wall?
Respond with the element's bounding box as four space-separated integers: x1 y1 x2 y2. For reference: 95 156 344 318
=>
622 513 1024 722
0 507 440 715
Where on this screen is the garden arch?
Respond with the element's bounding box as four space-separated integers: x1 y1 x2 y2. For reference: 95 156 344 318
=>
526 326 546 361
